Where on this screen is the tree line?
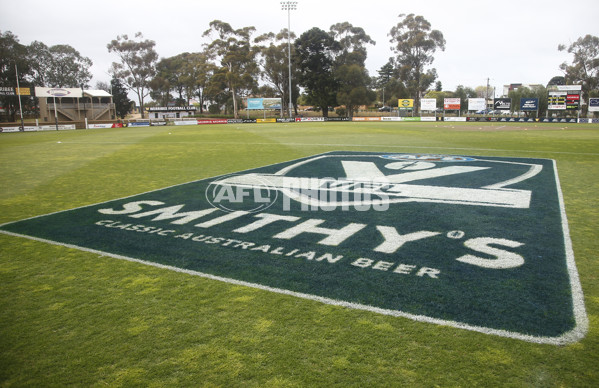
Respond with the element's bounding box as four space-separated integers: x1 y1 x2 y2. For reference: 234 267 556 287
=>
1 15 598 121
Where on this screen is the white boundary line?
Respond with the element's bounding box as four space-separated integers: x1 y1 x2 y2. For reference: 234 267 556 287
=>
52 140 599 156
0 152 589 345
551 159 589 342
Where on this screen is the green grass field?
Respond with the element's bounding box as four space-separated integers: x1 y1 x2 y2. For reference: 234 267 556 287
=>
1 121 598 387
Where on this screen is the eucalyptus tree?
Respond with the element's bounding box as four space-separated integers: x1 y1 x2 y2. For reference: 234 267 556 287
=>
330 22 374 66
149 75 171 106
26 41 51 86
0 31 33 121
389 14 445 112
28 41 92 87
149 51 215 111
330 22 376 117
203 20 259 118
181 52 216 113
254 29 300 116
0 31 28 80
153 54 192 105
107 32 158 118
559 34 599 114
335 65 374 116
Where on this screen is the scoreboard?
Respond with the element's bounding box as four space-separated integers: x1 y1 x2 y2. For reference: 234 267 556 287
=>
548 92 566 110
547 85 581 111
566 94 580 110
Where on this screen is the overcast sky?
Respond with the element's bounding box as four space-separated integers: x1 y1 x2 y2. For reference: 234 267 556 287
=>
2 0 598 97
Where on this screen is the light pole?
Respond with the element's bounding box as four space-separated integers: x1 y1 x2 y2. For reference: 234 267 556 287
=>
14 64 25 131
280 1 297 118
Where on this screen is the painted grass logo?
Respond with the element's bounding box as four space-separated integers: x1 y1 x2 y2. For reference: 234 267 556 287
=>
204 152 533 212
0 152 588 344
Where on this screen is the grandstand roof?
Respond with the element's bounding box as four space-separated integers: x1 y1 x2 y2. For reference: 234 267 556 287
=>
84 89 112 97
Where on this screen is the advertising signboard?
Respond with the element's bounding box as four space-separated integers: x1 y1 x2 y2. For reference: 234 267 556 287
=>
34 87 83 98
148 106 197 112
566 94 580 110
468 98 486 111
16 87 31 96
421 98 437 111
0 87 15 96
520 98 539 111
589 98 599 112
494 98 511 111
547 85 582 92
398 99 414 109
247 98 282 110
444 98 461 110
0 87 32 96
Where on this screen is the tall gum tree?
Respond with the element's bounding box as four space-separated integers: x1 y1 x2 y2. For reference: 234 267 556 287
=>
28 42 93 88
203 21 259 119
179 52 215 114
0 31 33 122
559 34 599 115
330 22 376 117
107 32 158 119
254 29 300 116
389 14 445 113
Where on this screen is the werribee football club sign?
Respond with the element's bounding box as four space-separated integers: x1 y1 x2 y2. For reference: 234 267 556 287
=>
0 152 587 344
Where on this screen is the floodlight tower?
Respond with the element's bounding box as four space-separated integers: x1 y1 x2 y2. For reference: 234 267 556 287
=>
281 1 297 118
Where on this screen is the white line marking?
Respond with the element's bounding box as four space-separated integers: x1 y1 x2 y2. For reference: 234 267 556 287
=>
0 229 587 345
54 141 599 156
